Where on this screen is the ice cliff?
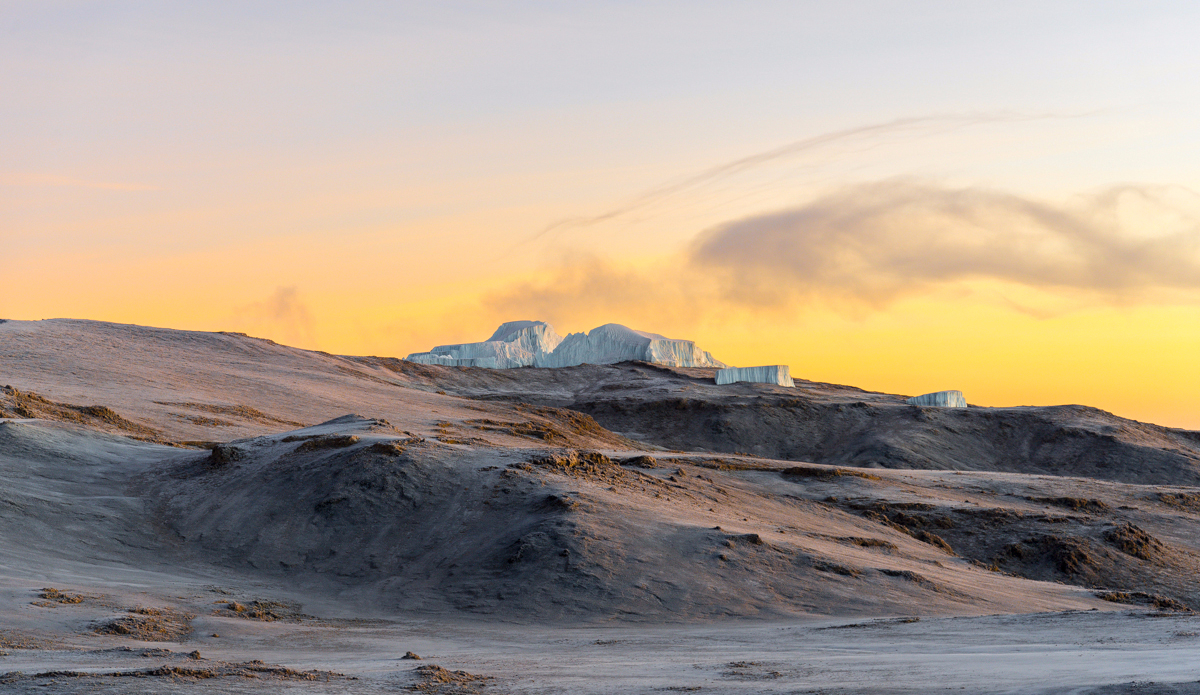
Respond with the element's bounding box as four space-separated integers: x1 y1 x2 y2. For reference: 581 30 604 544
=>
405 320 563 369
535 323 725 369
405 321 725 370
906 390 967 407
716 365 794 387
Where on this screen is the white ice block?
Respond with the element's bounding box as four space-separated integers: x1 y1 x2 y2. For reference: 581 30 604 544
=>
402 354 500 368
404 320 563 369
906 390 967 407
536 323 726 369
716 365 794 387
405 320 726 370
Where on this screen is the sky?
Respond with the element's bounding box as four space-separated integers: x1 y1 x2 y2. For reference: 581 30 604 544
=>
3 1 1200 428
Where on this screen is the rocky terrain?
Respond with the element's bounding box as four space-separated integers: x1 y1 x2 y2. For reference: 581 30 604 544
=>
2 318 1200 693
363 357 1200 486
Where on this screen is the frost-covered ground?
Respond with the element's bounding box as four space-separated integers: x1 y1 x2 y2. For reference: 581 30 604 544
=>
3 318 1200 693
3 594 1200 693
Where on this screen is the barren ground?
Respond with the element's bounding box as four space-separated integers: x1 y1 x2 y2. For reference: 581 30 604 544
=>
2 318 1199 692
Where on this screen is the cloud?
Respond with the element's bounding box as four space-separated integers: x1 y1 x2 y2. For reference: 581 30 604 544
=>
0 172 159 191
519 113 1044 248
485 257 703 328
227 286 317 347
492 180 1200 324
690 180 1200 306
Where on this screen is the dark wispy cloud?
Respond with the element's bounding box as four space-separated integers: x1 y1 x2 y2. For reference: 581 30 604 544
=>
486 257 703 328
227 286 317 347
690 180 1200 305
493 181 1200 324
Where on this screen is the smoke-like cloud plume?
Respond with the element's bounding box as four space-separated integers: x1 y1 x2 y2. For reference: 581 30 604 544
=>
493 181 1200 325
690 180 1200 306
227 286 317 347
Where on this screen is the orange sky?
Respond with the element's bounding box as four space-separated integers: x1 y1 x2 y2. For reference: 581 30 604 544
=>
3 3 1200 429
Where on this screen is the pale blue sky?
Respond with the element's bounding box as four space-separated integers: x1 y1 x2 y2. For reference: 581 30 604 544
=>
4 2 1200 428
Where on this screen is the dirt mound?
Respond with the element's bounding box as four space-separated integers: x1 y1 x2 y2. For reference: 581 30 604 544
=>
94 607 194 641
529 449 628 483
1097 591 1191 611
1105 523 1166 561
407 664 493 693
0 386 161 440
0 661 343 685
214 599 308 621
293 434 360 452
35 588 85 605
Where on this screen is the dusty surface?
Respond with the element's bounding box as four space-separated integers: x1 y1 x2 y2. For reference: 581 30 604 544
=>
2 318 1200 692
360 356 1200 486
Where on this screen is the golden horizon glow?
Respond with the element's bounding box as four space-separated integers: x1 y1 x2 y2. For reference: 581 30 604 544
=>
4 3 1200 430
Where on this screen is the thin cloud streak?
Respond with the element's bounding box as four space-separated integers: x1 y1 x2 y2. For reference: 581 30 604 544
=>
0 172 160 192
519 112 1054 248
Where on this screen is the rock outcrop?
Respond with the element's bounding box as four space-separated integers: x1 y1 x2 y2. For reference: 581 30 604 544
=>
906 390 967 407
406 321 725 370
715 365 794 387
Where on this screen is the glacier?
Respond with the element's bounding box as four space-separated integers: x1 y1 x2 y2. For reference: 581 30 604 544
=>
535 323 726 369
906 390 967 408
716 365 794 387
405 320 563 369
405 321 725 370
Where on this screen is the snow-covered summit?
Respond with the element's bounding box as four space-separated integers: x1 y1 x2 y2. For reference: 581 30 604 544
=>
536 323 725 369
405 320 563 369
487 320 551 342
405 321 725 370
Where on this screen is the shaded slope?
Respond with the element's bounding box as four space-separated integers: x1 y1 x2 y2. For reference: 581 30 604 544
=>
143 416 1107 621
362 359 1200 486
0 420 197 581
6 415 1199 623
577 396 1200 485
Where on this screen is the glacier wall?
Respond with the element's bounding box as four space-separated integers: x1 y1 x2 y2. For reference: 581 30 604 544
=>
486 320 565 355
906 390 967 407
403 355 500 368
404 320 562 369
536 323 726 369
716 365 794 387
404 320 725 370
